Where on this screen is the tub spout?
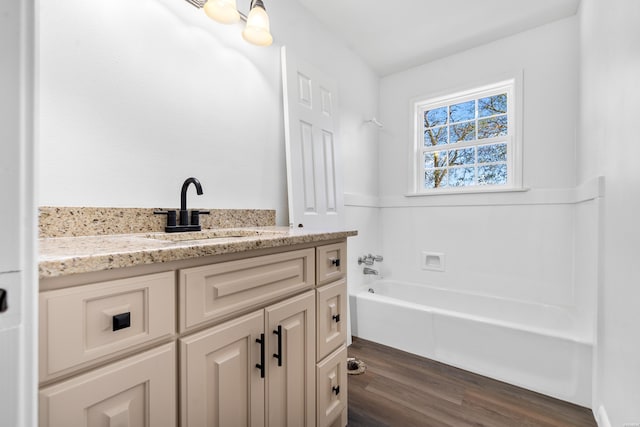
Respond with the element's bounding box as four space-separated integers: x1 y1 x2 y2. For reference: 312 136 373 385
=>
363 267 378 275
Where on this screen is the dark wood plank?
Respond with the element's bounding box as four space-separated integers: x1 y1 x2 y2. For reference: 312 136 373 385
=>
348 337 596 427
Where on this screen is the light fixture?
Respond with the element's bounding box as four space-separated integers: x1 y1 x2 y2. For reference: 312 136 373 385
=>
203 0 240 24
187 0 273 47
242 0 273 47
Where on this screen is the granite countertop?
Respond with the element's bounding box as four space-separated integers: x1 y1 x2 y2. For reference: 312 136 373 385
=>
39 227 357 279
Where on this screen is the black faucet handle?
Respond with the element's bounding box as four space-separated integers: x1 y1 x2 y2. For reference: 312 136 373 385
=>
154 210 177 227
190 210 210 226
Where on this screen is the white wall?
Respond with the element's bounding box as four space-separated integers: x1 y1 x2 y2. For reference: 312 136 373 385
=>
37 0 379 226
377 18 595 316
579 0 640 423
37 0 381 290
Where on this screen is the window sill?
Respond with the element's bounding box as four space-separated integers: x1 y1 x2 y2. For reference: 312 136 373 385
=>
405 186 529 197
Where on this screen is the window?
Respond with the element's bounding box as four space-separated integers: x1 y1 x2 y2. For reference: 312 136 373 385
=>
412 79 520 194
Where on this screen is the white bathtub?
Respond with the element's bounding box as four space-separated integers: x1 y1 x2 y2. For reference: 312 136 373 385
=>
350 280 593 407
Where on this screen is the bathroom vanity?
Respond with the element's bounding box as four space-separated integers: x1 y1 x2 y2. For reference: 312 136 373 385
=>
37 207 355 427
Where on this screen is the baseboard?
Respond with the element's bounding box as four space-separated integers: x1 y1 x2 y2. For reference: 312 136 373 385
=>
596 405 611 427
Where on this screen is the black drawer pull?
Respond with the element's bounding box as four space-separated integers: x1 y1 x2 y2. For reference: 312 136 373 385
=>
0 289 7 313
332 314 340 323
332 385 340 395
112 312 131 331
256 334 265 378
330 258 340 267
273 325 282 367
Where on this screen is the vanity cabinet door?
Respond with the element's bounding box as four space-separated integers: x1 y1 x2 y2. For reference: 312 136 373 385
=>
316 279 347 361
265 290 315 427
39 342 176 427
316 345 348 427
180 310 265 427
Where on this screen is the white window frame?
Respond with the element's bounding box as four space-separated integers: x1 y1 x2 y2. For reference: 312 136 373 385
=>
410 76 523 195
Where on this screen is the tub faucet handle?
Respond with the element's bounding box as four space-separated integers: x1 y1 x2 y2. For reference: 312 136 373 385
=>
358 253 383 265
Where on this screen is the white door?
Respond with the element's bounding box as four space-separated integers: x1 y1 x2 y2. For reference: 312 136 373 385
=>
281 47 344 230
0 1 36 426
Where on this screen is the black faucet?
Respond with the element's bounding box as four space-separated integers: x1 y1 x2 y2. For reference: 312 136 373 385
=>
155 177 209 232
180 177 203 226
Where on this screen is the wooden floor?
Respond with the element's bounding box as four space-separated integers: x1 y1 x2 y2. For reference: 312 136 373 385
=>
347 337 596 427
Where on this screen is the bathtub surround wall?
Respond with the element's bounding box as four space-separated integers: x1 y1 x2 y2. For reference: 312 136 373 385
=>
377 17 593 313
578 0 640 424
37 0 381 289
374 15 601 407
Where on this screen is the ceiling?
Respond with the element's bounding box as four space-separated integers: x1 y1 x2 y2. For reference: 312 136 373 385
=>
293 0 580 76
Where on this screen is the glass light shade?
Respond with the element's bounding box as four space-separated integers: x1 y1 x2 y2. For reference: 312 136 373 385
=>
242 5 273 46
203 0 240 24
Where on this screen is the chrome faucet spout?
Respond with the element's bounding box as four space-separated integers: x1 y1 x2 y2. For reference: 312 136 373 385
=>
363 267 378 275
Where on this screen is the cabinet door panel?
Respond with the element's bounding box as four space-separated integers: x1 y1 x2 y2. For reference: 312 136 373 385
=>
265 291 315 427
39 343 176 427
317 345 347 427
317 279 347 361
180 310 265 427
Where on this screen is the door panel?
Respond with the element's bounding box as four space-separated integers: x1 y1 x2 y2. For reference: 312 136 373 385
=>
0 1 35 425
282 47 344 229
0 327 19 427
266 291 315 427
0 0 21 273
180 310 265 427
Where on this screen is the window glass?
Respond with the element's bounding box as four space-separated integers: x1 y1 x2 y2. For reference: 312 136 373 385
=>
478 164 508 185
449 100 475 123
415 82 514 192
478 116 507 139
424 126 448 146
478 93 507 117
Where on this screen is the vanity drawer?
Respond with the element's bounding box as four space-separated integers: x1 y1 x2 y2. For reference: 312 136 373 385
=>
39 342 176 427
317 345 348 427
316 278 347 361
39 271 176 382
316 242 347 286
179 248 315 332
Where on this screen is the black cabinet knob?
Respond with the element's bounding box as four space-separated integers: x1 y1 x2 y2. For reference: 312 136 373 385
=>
330 258 341 267
332 314 340 323
332 385 340 395
112 312 131 331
